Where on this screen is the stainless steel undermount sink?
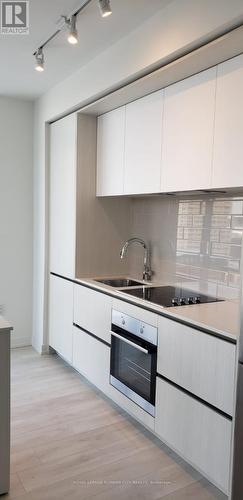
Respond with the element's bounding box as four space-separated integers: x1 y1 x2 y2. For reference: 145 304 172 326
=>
95 278 143 288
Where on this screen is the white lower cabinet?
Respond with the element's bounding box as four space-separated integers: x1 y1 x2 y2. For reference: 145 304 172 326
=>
49 282 233 493
72 326 111 396
74 285 112 343
157 316 236 416
155 377 232 494
49 275 73 364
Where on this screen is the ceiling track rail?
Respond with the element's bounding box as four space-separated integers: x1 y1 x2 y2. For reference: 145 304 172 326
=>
33 0 92 55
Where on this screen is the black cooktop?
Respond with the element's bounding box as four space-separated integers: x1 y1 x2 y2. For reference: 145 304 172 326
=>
123 286 223 308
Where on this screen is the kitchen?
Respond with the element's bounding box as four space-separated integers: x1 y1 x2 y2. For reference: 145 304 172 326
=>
1 1 243 499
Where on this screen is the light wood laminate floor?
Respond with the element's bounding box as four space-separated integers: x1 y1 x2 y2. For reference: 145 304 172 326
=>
8 348 227 500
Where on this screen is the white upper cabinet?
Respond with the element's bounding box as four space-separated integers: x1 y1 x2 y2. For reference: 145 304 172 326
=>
50 113 77 278
212 55 243 188
124 90 164 195
96 57 243 196
96 107 125 196
161 68 217 192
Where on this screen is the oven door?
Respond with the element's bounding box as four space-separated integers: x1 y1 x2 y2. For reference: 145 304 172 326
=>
110 324 157 416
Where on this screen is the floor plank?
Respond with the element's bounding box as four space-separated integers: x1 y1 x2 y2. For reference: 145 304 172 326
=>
7 348 227 500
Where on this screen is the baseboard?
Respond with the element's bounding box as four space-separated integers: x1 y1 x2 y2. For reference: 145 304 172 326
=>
12 338 50 354
31 340 50 355
40 344 50 354
11 336 32 349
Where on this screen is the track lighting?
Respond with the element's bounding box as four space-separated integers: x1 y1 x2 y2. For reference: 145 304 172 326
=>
35 48 44 72
99 0 112 18
33 0 114 72
63 15 78 45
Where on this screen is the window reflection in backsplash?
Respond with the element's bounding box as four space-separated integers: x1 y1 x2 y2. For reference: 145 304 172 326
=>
130 196 243 300
176 198 243 299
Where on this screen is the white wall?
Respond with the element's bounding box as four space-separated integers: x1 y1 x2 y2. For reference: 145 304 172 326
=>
0 97 33 347
33 0 243 352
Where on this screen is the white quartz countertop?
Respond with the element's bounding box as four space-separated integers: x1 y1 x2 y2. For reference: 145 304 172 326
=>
75 277 240 342
0 316 13 333
164 299 239 341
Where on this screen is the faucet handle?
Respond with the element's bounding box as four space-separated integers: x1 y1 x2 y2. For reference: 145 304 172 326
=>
143 269 153 282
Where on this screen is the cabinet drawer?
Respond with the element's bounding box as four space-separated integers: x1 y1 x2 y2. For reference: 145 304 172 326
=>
109 383 155 432
74 285 112 343
73 326 110 395
155 377 231 494
158 316 236 415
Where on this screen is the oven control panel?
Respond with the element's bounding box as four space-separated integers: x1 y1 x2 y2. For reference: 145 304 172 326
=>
112 309 158 346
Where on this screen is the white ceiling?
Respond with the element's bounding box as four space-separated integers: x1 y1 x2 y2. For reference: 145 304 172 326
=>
0 0 172 100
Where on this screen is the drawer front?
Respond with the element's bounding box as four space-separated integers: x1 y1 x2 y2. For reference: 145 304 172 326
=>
74 285 112 343
158 316 236 415
155 377 232 494
73 326 110 395
109 383 155 432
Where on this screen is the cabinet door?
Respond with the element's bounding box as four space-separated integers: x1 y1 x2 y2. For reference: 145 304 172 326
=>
212 55 243 188
49 274 73 364
162 68 216 192
73 285 112 343
157 316 236 415
124 91 164 195
73 326 110 395
155 378 231 494
50 114 77 278
96 107 125 196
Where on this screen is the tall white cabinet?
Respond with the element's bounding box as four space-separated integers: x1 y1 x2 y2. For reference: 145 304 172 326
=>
49 113 77 279
161 68 216 192
212 54 243 188
124 91 164 195
49 113 77 362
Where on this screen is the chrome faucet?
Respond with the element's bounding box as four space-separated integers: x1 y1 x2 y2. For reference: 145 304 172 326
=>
120 237 152 281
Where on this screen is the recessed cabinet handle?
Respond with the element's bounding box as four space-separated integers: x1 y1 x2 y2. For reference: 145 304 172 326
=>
110 331 149 354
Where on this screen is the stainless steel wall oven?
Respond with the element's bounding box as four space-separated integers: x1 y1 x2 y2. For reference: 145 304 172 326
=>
110 309 158 416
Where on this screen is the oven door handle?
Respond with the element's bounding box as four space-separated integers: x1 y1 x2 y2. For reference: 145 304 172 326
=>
110 331 149 354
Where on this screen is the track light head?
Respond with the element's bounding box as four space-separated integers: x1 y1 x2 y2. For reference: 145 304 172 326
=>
63 15 78 44
35 48 44 72
99 0 112 18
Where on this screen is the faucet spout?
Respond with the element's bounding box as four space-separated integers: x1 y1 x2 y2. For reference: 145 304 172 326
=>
120 238 152 281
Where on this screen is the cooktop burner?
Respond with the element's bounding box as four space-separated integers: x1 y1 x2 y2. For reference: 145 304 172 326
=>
123 286 223 308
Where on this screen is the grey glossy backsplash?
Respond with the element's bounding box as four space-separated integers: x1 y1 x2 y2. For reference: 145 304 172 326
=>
129 196 243 299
